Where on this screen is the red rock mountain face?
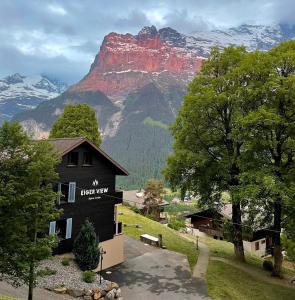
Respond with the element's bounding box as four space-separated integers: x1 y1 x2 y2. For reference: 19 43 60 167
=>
71 26 204 99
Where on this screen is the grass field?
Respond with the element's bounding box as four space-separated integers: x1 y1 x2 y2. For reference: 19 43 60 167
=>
207 260 295 300
118 205 198 269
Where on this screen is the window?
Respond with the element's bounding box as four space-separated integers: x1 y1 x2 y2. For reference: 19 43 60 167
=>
56 183 61 204
49 218 72 241
67 152 78 166
261 240 266 244
68 182 76 203
83 152 93 166
255 241 260 251
58 182 76 204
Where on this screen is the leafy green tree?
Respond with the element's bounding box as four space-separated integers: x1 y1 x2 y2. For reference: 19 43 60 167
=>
164 47 248 261
0 122 60 300
73 219 100 271
144 178 164 218
49 103 102 146
239 41 295 276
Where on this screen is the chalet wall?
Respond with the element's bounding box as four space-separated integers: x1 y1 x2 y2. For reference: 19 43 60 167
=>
54 142 123 254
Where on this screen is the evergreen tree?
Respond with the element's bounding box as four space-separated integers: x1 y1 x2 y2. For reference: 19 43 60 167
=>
73 219 100 271
164 47 248 261
49 103 102 146
0 122 60 300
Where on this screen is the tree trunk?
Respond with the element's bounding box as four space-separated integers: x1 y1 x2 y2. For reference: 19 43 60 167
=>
272 197 282 277
232 202 245 262
28 261 34 300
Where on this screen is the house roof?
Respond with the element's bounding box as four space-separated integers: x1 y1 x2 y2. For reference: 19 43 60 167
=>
123 190 169 209
48 137 129 176
185 204 232 219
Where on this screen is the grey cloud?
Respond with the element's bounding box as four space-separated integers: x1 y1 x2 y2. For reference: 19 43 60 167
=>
0 0 295 83
115 10 151 30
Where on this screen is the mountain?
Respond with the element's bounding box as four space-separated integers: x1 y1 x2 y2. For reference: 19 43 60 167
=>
0 73 67 124
70 26 203 101
13 24 295 188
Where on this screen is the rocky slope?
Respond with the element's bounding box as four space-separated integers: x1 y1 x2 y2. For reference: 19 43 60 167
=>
70 26 204 101
14 24 295 188
0 73 67 124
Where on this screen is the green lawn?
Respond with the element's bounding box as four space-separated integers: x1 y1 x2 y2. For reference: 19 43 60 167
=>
207 260 295 300
200 236 294 274
200 236 263 268
118 205 198 269
0 296 22 300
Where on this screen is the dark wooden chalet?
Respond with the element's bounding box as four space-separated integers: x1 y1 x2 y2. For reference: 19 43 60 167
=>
48 137 128 269
186 204 274 257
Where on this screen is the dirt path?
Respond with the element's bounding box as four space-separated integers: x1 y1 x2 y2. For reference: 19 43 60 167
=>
211 256 295 289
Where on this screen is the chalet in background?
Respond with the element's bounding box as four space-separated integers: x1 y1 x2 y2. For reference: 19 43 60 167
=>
48 137 128 269
186 204 274 257
123 190 169 221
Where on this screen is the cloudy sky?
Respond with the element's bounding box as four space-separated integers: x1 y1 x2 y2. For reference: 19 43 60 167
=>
0 0 294 83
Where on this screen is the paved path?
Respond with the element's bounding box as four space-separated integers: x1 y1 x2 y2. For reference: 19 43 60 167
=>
192 241 211 299
211 257 295 289
103 236 209 299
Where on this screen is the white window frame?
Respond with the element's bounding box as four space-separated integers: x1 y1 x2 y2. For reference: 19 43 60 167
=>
49 221 56 235
66 218 72 239
68 182 76 203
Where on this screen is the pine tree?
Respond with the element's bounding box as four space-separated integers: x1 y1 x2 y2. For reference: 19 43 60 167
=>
73 219 100 271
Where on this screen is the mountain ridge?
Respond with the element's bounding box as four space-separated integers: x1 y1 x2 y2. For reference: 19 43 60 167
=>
12 23 295 188
0 73 67 124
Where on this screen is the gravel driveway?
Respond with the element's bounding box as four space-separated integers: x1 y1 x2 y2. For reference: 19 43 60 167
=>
102 236 208 300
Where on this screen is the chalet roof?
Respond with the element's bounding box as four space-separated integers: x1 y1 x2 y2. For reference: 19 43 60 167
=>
48 137 128 176
123 190 169 209
185 204 232 219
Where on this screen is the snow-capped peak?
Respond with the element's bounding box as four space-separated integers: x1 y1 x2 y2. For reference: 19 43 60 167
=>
0 74 67 123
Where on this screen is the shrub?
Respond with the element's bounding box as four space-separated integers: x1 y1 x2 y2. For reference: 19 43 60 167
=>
168 217 185 231
83 270 96 283
37 267 57 277
73 219 100 271
61 258 70 266
263 260 274 271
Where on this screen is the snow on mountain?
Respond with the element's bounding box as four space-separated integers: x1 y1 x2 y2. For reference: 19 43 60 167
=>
0 73 67 123
187 24 285 56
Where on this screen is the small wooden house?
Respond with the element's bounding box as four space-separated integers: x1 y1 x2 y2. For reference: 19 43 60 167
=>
186 204 274 257
48 137 128 269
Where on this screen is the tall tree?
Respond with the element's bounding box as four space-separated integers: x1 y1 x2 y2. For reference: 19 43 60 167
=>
144 178 164 218
0 122 61 300
240 41 295 276
164 47 248 261
49 103 102 146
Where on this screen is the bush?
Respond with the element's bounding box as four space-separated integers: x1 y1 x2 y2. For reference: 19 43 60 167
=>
61 258 70 266
73 219 100 271
37 267 57 277
168 217 185 231
83 270 96 283
263 260 274 271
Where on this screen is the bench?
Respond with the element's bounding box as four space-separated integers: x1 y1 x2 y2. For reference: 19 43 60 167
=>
140 233 160 247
